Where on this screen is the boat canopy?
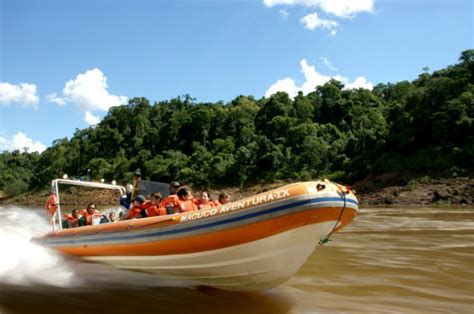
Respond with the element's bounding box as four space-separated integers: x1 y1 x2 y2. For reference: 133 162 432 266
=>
51 179 126 231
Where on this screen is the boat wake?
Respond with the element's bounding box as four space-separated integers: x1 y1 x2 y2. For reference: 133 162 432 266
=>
0 206 194 290
0 207 78 287
0 207 296 314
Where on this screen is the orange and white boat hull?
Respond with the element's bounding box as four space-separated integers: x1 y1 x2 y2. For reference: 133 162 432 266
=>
33 181 358 291
83 222 336 291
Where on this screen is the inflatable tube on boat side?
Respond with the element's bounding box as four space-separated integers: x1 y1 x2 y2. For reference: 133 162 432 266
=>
32 180 358 291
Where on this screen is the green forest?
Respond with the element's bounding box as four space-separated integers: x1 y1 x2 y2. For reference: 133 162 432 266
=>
1 50 473 197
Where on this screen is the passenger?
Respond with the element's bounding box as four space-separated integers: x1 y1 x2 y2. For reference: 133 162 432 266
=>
130 168 142 199
120 169 142 210
45 191 58 217
218 192 231 206
162 181 181 214
208 194 220 207
196 191 212 210
109 212 119 223
121 195 146 220
120 187 132 210
136 192 165 218
177 187 198 213
62 209 84 228
99 214 109 224
148 192 166 216
80 203 101 225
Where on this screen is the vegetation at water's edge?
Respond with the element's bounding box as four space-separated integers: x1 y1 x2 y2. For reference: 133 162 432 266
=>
1 50 473 198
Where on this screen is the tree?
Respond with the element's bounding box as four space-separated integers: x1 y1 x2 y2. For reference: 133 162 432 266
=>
2 50 472 193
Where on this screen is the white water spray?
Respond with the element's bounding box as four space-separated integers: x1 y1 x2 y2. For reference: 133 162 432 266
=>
0 207 78 287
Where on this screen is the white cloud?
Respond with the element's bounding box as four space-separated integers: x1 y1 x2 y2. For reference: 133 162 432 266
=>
84 111 100 125
299 59 346 94
320 57 337 71
300 12 339 33
0 82 39 108
263 0 375 18
0 132 46 153
265 78 299 98
318 0 374 18
48 68 127 112
345 76 374 90
265 59 372 98
46 93 66 106
279 8 289 18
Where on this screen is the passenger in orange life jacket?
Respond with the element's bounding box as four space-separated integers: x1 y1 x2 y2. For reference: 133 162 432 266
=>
136 192 165 218
177 187 198 213
196 191 213 210
45 191 58 217
62 209 85 228
148 192 167 216
162 181 181 214
80 203 101 225
121 195 146 220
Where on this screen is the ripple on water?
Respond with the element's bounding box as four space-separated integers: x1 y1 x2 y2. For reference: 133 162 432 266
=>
0 205 473 313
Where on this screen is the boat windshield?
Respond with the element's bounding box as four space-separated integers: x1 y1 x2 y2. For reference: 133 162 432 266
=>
137 180 170 198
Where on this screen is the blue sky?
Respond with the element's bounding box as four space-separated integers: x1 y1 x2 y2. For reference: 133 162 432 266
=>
0 0 472 152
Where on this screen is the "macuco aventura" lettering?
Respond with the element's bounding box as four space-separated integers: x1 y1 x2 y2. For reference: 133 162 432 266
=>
180 189 290 223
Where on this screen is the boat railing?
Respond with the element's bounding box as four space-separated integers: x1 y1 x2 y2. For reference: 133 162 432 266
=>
51 179 126 231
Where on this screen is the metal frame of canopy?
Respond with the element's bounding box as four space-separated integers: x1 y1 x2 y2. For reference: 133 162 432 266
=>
51 179 126 231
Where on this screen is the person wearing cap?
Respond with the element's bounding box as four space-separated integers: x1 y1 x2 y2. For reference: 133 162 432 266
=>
120 195 146 220
130 168 142 199
170 181 180 195
162 181 181 214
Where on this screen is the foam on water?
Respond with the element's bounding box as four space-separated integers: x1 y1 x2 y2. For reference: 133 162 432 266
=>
0 207 78 287
0 205 472 313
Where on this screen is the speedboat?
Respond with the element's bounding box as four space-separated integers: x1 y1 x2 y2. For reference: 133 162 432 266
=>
32 179 358 291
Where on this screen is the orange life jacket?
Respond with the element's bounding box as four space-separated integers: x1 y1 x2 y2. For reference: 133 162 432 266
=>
63 214 79 228
45 194 58 216
196 200 212 210
179 200 198 213
128 206 142 219
162 194 180 213
156 206 167 216
80 209 101 225
63 213 73 220
146 205 158 217
144 204 167 217
141 201 159 217
210 200 221 207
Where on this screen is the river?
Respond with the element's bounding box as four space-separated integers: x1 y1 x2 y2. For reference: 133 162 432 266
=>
0 206 472 313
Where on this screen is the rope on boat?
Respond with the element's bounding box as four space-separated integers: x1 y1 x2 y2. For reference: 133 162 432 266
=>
128 216 177 229
319 187 347 246
56 217 177 237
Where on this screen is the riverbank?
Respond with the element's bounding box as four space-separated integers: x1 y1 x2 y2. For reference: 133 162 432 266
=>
352 174 473 206
1 175 473 207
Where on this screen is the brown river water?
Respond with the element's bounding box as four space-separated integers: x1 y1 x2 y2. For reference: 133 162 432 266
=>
0 206 472 313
